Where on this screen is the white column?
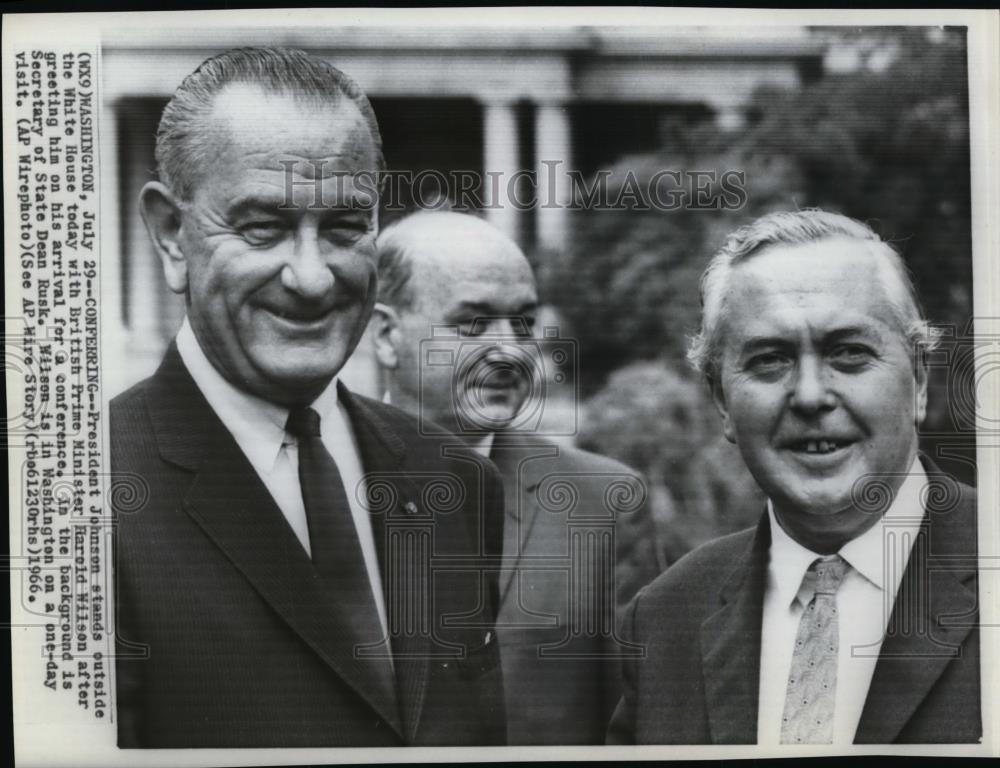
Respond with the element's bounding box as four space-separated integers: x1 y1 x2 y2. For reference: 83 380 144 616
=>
534 102 572 254
481 99 521 242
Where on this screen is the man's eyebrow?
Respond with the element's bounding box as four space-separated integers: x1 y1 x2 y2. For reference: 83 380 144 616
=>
224 195 375 219
447 301 539 316
738 337 790 356
224 195 288 217
737 326 884 355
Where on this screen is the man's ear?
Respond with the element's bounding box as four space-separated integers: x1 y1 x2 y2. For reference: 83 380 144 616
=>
371 302 402 369
709 374 736 444
139 181 188 294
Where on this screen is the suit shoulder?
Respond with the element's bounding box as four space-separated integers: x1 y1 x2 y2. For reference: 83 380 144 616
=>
350 392 424 435
110 375 154 414
110 376 157 443
350 394 498 473
554 442 644 477
349 394 463 453
640 525 756 604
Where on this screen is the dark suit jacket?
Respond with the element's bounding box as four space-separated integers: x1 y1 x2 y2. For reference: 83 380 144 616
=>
489 433 661 744
607 466 980 744
111 344 506 747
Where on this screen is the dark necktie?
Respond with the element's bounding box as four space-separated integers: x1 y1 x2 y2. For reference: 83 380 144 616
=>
285 406 396 702
780 554 848 744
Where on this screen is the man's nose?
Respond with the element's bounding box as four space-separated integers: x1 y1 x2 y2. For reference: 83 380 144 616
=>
487 317 530 338
789 355 835 414
480 318 525 357
280 229 334 299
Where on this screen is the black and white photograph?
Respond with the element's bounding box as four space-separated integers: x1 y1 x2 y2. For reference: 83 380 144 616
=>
4 7 998 764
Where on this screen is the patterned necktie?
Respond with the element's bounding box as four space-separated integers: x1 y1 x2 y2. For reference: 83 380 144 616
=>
780 554 848 744
285 407 396 701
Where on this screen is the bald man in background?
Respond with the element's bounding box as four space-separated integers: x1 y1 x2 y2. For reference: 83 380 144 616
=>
369 211 662 744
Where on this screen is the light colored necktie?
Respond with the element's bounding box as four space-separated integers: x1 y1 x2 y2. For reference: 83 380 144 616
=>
780 554 848 744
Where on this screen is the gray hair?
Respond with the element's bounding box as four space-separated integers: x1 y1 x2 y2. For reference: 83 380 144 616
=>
375 216 418 311
155 46 384 200
687 209 935 381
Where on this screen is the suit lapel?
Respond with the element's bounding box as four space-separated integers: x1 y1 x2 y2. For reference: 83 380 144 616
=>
854 475 978 743
488 436 561 604
339 386 431 745
700 515 770 744
146 345 404 738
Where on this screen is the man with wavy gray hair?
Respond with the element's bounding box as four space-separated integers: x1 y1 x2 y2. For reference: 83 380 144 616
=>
111 47 505 748
608 209 979 745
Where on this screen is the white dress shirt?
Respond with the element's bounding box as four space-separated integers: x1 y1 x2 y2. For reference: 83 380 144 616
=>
176 319 387 636
757 458 927 745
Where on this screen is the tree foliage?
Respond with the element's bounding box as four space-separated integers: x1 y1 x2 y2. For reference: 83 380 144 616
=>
545 27 971 397
550 28 974 559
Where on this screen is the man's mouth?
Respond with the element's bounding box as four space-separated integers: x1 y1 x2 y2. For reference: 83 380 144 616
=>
263 304 339 324
784 438 856 455
477 379 517 389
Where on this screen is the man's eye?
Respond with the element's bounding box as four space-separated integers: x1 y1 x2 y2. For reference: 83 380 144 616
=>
321 217 372 243
458 322 482 338
241 221 285 242
322 225 368 244
830 344 874 367
746 352 790 372
514 317 536 337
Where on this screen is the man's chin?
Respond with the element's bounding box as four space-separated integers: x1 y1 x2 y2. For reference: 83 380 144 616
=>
249 358 345 403
457 416 516 434
453 393 522 431
772 483 861 519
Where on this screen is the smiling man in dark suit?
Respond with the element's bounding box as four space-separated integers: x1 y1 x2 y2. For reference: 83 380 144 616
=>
369 211 662 744
607 209 980 745
110 47 505 748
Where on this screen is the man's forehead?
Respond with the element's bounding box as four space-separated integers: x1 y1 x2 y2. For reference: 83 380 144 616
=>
719 238 906 336
202 83 376 168
724 238 894 311
403 245 535 320
735 236 888 287
418 238 533 290
394 216 529 278
727 310 893 350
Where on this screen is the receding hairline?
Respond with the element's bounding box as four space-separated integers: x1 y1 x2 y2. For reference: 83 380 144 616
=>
170 87 380 212
155 46 384 199
201 83 374 154
708 234 923 364
687 209 933 381
723 234 911 311
377 213 534 310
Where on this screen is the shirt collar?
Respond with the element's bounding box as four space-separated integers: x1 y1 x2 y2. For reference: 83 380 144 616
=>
767 456 927 609
473 432 496 458
840 457 926 593
766 503 821 612
175 318 339 473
